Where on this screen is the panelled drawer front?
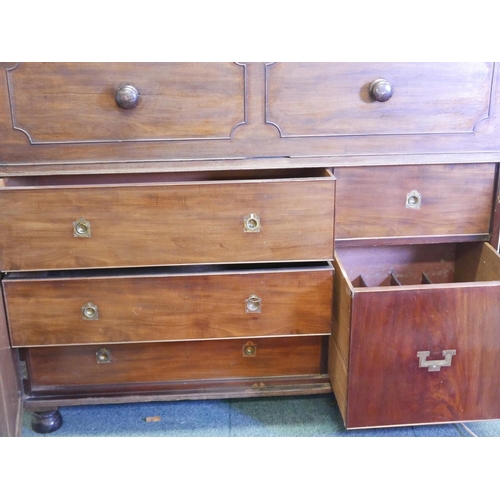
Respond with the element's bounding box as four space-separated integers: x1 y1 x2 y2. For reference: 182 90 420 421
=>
334 164 496 241
6 62 246 143
4 265 333 347
333 243 500 428
266 63 493 138
0 173 335 271
25 336 326 390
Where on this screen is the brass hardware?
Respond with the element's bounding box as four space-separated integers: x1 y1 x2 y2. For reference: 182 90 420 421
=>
243 341 257 357
82 302 99 320
73 217 91 237
417 349 456 372
96 347 111 364
244 213 261 232
406 190 422 209
252 382 266 389
115 83 139 109
246 294 262 313
369 78 393 102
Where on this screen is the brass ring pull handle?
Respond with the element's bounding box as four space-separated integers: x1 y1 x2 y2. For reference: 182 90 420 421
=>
115 83 139 109
82 302 99 320
73 217 91 237
244 213 261 232
417 350 456 372
246 294 262 313
406 190 422 209
369 78 393 102
96 347 111 364
243 342 257 357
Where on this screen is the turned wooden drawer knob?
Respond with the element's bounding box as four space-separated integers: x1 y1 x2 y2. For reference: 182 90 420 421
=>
115 84 139 109
369 78 393 102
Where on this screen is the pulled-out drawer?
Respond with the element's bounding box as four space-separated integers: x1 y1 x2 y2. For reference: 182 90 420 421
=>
0 168 335 271
334 164 496 243
24 336 327 394
330 242 500 428
3 262 333 347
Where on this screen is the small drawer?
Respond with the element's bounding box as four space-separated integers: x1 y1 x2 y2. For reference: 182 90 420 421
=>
6 62 245 144
3 262 333 347
24 336 327 393
266 63 493 138
330 242 500 428
0 169 335 271
334 164 496 243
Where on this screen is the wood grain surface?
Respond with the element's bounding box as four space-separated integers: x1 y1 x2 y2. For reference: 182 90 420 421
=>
26 336 327 389
334 164 496 241
4 265 333 347
0 171 335 271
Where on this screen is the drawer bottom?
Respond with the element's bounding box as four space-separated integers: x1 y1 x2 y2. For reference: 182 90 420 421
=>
23 336 330 404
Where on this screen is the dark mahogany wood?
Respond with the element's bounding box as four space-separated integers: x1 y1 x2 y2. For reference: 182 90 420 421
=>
2 63 500 173
5 63 245 143
334 164 496 242
333 242 500 428
25 336 327 390
0 291 21 436
4 264 333 347
0 169 334 272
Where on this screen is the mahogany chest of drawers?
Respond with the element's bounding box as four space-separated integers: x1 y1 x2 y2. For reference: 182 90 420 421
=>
1 62 500 435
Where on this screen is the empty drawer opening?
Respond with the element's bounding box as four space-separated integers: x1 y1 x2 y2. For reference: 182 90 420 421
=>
0 168 333 188
338 241 500 288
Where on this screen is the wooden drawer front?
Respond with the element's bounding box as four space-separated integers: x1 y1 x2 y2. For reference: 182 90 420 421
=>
334 164 496 242
266 63 493 137
0 172 335 271
332 243 500 428
4 265 333 347
6 63 245 143
25 336 326 390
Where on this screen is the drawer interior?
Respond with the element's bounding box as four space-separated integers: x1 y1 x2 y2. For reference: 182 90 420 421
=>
0 167 333 188
336 241 500 288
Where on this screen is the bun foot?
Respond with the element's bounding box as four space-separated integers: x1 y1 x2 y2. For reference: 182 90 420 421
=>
31 409 63 434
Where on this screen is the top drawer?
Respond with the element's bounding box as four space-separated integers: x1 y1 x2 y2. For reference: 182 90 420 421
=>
334 163 496 243
0 169 335 272
266 63 494 137
6 63 245 143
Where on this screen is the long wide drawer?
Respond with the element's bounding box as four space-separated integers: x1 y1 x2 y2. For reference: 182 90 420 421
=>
330 242 500 428
3 263 333 347
0 169 335 271
24 336 327 392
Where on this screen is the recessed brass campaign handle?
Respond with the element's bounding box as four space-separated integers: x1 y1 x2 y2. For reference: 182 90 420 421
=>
82 302 99 320
96 347 111 364
243 342 257 357
406 190 422 209
244 213 261 232
74 217 91 237
246 294 261 313
417 350 456 372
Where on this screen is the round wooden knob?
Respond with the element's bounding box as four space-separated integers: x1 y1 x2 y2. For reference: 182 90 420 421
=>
115 84 139 109
369 79 393 102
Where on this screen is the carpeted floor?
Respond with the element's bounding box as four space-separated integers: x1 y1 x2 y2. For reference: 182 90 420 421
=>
21 393 500 437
